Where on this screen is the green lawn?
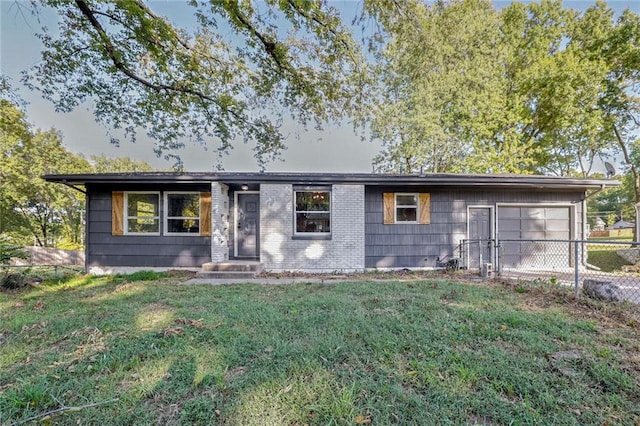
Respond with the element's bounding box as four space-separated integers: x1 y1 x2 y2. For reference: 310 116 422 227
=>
586 239 635 272
1 272 639 425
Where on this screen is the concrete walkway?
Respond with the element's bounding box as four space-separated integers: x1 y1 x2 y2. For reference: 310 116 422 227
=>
182 277 338 286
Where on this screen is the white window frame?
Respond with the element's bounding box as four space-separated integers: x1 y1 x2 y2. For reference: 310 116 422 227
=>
395 193 419 223
293 188 332 236
124 191 161 235
164 192 201 236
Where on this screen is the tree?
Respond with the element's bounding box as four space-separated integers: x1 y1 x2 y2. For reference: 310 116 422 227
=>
23 0 366 169
90 154 156 173
363 0 526 174
0 96 91 247
505 1 614 177
362 0 639 178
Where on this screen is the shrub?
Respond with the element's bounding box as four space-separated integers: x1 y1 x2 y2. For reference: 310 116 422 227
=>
0 234 27 264
0 271 29 290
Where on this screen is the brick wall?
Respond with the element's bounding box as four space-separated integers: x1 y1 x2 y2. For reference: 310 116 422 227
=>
211 182 230 262
260 183 365 272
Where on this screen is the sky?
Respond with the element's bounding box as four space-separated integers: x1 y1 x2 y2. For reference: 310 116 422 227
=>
1 1 639 173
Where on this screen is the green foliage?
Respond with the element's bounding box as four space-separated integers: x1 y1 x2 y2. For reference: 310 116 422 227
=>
363 0 640 180
0 234 26 264
0 95 90 247
90 154 157 173
23 0 367 169
0 89 158 249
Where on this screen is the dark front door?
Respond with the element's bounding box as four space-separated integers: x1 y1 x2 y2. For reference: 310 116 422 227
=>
236 192 260 258
469 207 492 269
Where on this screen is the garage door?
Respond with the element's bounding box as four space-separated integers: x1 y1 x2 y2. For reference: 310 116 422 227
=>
498 206 571 269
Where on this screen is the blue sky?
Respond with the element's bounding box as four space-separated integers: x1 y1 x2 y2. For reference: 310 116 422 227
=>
1 1 639 172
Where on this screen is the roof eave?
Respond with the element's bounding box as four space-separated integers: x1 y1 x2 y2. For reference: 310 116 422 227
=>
41 173 620 190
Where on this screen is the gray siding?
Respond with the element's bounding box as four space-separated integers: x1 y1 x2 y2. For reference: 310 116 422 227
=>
86 184 211 269
365 187 585 268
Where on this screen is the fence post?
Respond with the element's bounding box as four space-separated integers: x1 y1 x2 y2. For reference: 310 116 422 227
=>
494 238 500 273
574 240 580 297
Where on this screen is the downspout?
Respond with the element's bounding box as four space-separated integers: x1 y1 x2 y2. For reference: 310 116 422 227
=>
84 192 90 274
580 184 606 271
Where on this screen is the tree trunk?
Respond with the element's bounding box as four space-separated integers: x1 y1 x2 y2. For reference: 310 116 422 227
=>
614 125 640 241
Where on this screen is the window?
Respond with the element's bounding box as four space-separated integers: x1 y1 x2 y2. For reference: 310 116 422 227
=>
383 192 431 224
165 192 200 234
396 193 418 222
112 191 211 236
295 189 331 234
126 192 160 234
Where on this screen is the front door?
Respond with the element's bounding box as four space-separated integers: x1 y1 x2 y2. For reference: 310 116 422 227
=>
469 207 492 270
236 192 260 258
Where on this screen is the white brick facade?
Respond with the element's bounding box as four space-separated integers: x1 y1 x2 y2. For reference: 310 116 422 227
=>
259 183 365 272
210 182 229 262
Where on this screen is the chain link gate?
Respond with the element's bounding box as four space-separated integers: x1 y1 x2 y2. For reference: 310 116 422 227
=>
460 238 640 303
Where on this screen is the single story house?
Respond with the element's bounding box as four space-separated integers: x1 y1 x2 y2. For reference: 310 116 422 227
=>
609 220 635 230
43 172 616 274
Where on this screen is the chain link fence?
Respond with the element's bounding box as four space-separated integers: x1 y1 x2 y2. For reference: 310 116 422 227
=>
460 238 640 304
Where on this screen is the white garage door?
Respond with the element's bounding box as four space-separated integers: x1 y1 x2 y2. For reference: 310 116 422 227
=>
498 206 571 269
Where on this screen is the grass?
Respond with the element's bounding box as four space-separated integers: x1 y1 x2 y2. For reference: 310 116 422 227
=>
586 238 636 272
586 249 630 272
1 272 639 425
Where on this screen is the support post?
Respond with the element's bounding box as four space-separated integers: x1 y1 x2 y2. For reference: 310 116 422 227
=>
574 240 580 297
635 203 640 243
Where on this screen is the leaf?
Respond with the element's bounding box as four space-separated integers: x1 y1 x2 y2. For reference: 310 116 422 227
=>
354 414 371 424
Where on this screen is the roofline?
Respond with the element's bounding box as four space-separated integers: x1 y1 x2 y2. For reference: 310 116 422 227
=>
42 172 619 190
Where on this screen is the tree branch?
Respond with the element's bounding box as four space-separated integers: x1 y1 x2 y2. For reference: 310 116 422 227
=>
223 1 283 71
72 0 265 136
10 398 119 426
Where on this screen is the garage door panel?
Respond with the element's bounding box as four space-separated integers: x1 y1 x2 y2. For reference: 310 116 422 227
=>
546 219 570 232
522 221 546 231
500 231 522 240
546 231 570 239
523 207 545 219
499 207 521 219
545 208 569 220
499 219 521 231
521 231 546 239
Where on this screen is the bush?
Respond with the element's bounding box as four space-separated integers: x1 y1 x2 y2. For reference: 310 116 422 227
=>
0 271 29 290
0 234 27 264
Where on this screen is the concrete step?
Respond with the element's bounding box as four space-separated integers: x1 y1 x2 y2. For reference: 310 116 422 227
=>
197 261 263 279
200 261 263 272
195 271 260 280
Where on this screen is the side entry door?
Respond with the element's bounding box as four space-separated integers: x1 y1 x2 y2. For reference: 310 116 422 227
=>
468 207 492 270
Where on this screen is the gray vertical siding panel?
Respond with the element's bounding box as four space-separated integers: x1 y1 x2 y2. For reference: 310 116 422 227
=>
86 185 211 268
364 187 585 269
